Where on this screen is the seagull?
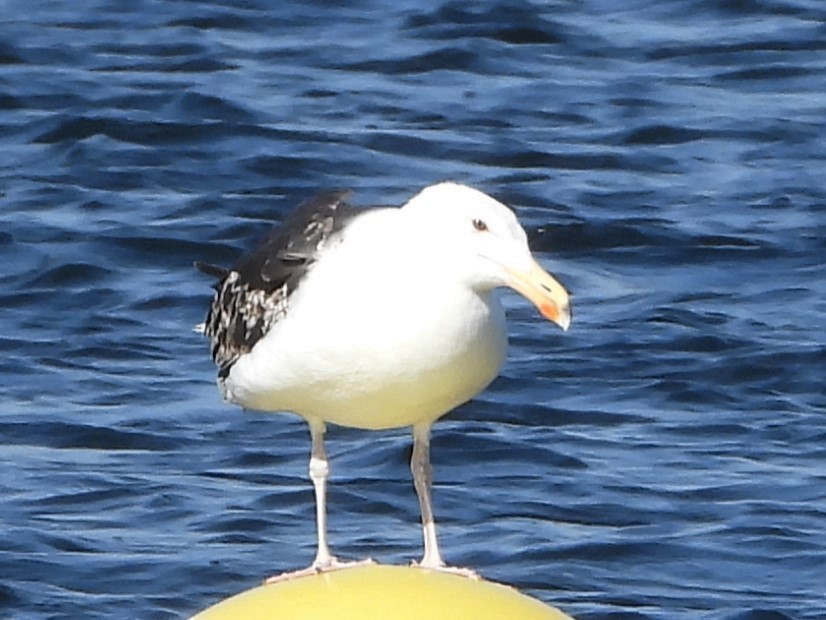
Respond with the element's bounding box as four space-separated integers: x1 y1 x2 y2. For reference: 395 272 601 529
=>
196 182 571 580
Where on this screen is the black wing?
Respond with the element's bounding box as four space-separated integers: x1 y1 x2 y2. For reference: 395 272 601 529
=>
197 189 360 378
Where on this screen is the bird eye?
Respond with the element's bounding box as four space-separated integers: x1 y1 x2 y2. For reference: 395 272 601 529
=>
472 218 488 232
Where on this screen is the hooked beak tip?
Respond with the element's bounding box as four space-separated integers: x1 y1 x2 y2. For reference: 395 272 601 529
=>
507 258 572 332
540 299 572 331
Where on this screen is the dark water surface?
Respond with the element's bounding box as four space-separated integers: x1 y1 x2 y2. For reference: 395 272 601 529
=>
2 1 824 618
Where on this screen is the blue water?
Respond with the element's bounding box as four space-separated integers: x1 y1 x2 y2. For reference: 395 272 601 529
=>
1 1 824 618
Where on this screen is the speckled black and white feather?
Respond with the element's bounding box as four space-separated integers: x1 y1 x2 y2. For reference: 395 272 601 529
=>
196 190 364 380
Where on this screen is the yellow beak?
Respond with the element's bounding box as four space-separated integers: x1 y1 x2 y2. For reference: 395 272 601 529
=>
505 258 572 331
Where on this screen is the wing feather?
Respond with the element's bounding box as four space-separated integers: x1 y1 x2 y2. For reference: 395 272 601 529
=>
197 190 359 378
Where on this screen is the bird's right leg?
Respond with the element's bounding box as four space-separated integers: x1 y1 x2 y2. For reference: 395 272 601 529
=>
265 417 372 583
308 416 334 569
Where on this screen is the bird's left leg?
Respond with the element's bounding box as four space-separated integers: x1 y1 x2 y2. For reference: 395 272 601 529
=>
410 421 479 579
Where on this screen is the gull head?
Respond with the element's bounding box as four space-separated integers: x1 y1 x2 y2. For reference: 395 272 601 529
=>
401 182 572 331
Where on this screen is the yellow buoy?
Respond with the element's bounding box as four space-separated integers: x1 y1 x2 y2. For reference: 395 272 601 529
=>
191 564 573 620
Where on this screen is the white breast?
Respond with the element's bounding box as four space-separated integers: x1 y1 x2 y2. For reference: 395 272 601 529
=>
224 209 509 430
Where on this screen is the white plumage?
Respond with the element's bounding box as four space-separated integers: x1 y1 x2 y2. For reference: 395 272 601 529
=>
198 182 571 580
